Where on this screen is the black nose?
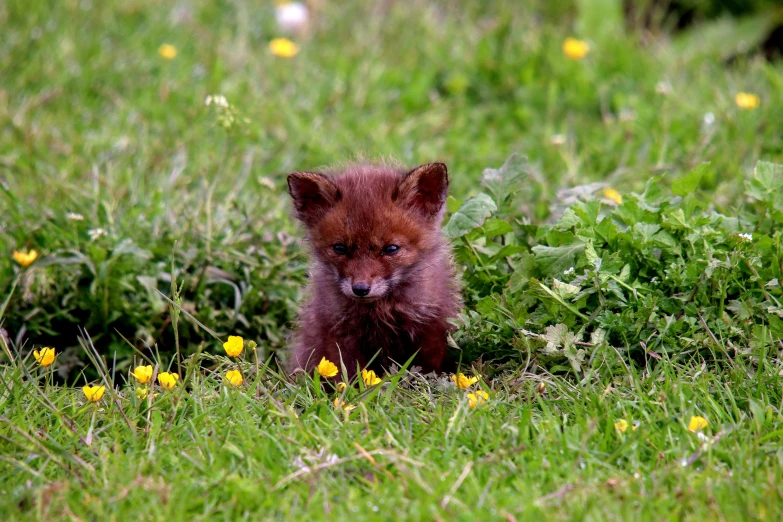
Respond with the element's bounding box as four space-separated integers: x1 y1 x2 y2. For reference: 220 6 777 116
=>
352 282 371 297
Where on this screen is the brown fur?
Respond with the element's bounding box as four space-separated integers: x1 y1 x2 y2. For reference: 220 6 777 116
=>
286 162 461 380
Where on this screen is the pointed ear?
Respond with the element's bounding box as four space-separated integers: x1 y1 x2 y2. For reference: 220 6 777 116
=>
287 172 340 226
395 163 449 218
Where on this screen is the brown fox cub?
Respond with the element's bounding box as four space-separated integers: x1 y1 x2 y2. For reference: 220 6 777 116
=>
286 162 460 380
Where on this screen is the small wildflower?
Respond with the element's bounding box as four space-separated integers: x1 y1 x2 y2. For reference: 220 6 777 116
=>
361 369 382 386
316 357 339 378
82 385 105 403
688 415 708 432
223 335 244 357
204 94 229 108
88 228 107 241
33 347 56 367
614 419 629 433
550 134 567 146
563 266 575 275
131 365 153 384
66 212 84 221
467 390 489 409
158 43 177 60
336 382 347 392
135 386 149 400
13 250 38 267
562 37 589 60
655 81 673 96
603 188 623 205
451 372 479 389
333 397 356 412
225 369 243 386
738 233 753 242
275 1 309 34
735 92 760 110
702 112 716 128
269 37 299 58
618 108 636 123
158 372 179 390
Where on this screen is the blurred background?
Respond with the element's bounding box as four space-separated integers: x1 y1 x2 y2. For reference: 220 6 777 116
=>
2 0 782 381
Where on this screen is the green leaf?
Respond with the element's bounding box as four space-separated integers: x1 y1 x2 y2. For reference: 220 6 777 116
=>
532 241 585 275
444 193 497 239
754 161 783 191
481 154 529 207
672 163 710 197
482 218 513 238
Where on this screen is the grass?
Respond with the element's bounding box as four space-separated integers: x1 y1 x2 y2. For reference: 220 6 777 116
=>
2 346 783 520
2 0 783 519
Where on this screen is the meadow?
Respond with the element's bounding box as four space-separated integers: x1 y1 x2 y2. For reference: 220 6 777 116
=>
2 0 783 519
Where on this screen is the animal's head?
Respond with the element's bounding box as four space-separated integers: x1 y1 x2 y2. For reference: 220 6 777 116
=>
287 163 449 301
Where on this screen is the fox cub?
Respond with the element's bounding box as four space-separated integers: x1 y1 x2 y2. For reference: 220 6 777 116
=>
287 162 460 380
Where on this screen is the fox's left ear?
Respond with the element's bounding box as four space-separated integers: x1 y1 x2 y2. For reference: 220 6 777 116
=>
396 162 449 218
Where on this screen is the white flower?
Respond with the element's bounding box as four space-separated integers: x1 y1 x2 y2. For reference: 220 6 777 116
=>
66 212 84 221
618 108 636 122
205 94 229 108
550 134 567 146
275 2 309 34
738 233 752 242
703 112 716 127
88 228 107 241
564 267 575 275
650 277 658 283
655 81 673 95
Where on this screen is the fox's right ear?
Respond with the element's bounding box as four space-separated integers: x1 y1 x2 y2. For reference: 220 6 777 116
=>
287 172 340 226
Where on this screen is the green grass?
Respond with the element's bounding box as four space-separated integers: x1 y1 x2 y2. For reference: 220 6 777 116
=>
2 347 783 520
2 0 783 519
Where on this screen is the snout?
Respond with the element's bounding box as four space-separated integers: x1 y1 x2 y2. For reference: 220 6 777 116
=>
351 282 371 297
340 278 389 300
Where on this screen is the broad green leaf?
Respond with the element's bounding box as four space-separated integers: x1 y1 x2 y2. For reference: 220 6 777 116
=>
633 223 661 244
444 193 497 239
532 241 585 275
672 163 710 197
482 218 514 238
480 153 529 206
754 161 783 191
552 279 580 300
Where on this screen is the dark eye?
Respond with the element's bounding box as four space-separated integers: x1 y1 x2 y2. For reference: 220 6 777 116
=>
332 244 348 255
382 245 400 255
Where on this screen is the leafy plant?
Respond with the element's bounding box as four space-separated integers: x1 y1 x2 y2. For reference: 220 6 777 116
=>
450 156 783 375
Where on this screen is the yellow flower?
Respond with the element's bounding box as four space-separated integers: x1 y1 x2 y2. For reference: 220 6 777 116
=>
467 390 489 409
451 372 479 389
361 369 382 386
158 44 177 60
225 369 243 386
562 37 589 60
688 415 708 432
269 37 299 58
336 382 347 392
13 250 38 267
135 386 149 400
316 357 338 378
82 385 105 403
131 365 153 384
333 397 356 412
735 92 760 110
223 335 244 357
33 347 56 367
158 372 179 390
614 419 629 433
603 188 623 205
